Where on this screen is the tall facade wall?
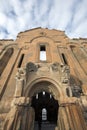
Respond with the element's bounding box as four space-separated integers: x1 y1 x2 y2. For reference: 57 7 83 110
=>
0 27 87 130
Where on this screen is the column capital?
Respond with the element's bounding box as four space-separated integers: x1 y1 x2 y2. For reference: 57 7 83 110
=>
59 97 78 107
11 97 31 107
80 95 87 108
15 67 26 80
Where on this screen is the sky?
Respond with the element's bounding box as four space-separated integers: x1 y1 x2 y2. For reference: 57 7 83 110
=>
0 0 87 39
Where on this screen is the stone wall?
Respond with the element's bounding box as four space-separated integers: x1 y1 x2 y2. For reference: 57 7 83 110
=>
0 28 87 129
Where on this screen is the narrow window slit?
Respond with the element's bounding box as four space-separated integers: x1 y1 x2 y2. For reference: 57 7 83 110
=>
17 54 24 68
61 53 68 65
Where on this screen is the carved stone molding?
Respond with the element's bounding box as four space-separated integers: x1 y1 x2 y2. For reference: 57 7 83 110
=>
26 62 37 73
59 97 78 106
51 62 70 84
61 65 70 84
15 68 26 97
51 62 60 71
11 97 31 107
40 32 46 36
15 68 26 80
80 96 87 108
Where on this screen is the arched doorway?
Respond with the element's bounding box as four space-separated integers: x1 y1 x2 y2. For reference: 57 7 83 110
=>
31 91 58 130
25 79 87 130
26 80 60 130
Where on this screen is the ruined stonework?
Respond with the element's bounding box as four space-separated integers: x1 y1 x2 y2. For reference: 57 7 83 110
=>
0 27 87 130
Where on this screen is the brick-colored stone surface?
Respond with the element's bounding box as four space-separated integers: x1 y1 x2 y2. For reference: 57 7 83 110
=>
0 28 87 130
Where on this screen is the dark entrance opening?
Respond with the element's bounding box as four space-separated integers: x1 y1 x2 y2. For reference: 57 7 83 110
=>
31 91 59 130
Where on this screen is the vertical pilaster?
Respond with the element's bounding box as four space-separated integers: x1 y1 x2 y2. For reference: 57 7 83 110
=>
14 68 26 97
4 97 35 130
57 101 87 130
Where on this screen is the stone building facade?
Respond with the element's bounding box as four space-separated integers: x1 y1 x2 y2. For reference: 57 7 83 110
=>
0 27 87 130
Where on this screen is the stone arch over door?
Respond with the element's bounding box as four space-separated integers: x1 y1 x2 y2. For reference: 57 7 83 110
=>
25 78 61 129
24 77 64 127
24 78 87 130
24 77 64 101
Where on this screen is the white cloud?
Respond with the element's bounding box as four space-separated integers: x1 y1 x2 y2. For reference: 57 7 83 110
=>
0 0 87 39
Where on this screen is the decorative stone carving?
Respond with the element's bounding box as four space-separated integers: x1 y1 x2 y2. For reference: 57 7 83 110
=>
26 62 37 72
71 85 82 97
22 45 29 50
37 63 50 73
15 68 26 97
12 97 30 107
51 62 70 84
51 62 59 71
60 65 70 84
80 96 87 108
15 68 26 80
40 32 46 36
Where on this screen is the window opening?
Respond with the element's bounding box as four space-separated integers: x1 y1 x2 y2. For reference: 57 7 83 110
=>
43 91 45 95
36 94 38 99
61 53 68 65
40 45 46 61
17 54 24 68
42 108 47 121
50 94 52 99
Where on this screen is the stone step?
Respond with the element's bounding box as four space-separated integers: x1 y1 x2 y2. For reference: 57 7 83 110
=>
34 121 56 130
